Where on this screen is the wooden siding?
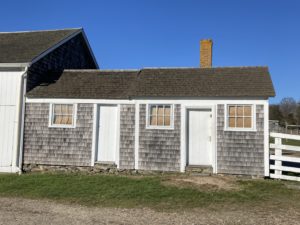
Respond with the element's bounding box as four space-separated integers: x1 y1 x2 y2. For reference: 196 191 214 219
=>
119 104 135 169
138 104 181 171
23 103 93 166
217 104 265 176
27 33 97 92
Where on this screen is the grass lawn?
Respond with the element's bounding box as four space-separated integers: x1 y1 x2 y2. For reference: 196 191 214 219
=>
0 173 300 210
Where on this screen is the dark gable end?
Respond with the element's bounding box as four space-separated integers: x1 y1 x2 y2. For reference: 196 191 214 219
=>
26 32 98 91
0 29 81 63
27 67 275 99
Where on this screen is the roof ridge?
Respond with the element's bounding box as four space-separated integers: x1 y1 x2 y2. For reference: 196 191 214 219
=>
0 28 82 34
64 69 140 72
142 66 269 70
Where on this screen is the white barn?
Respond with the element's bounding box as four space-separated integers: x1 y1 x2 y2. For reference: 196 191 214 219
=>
0 28 98 172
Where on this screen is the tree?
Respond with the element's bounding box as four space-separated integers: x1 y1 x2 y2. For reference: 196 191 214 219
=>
279 97 297 124
269 104 283 122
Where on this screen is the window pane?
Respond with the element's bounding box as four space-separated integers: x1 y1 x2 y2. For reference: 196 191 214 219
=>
66 115 73 125
157 106 164 116
236 117 243 128
67 105 73 114
150 105 157 116
61 115 69 124
164 106 171 117
164 116 171 126
157 116 164 126
237 106 243 117
54 105 61 114
61 105 68 114
54 115 63 124
229 106 236 117
150 116 157 126
229 118 235 127
244 106 252 117
52 104 74 126
244 117 252 128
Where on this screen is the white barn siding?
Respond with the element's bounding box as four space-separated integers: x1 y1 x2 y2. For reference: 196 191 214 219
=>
0 71 23 172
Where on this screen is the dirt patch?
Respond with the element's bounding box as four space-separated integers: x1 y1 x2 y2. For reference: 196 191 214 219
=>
0 197 299 225
162 175 241 191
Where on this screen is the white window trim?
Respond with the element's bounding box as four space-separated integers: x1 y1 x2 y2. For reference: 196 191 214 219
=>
146 104 175 130
224 104 256 132
48 103 77 128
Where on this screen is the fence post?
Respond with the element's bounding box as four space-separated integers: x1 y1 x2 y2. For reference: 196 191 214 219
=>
275 137 282 176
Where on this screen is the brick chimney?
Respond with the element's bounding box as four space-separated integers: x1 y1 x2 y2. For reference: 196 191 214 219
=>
200 39 213 68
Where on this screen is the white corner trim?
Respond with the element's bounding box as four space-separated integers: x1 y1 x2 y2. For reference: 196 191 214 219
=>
180 104 186 172
215 104 218 174
264 101 270 177
48 103 77 128
134 103 140 170
115 104 121 168
145 103 175 130
91 104 98 166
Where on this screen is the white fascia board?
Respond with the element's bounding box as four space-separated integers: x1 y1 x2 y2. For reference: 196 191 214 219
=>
0 63 30 68
26 97 268 105
26 98 135 104
80 29 99 69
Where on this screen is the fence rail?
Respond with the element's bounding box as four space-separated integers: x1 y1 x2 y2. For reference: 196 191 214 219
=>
269 132 300 182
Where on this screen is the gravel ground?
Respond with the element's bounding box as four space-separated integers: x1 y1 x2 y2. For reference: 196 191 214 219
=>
0 197 299 225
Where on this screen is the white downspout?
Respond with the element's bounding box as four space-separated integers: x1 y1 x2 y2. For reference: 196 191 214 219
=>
17 67 28 175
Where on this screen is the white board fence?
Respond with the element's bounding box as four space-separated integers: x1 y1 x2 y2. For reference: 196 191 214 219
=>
269 132 300 182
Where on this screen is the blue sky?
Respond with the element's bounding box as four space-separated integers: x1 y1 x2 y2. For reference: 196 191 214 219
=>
1 0 299 103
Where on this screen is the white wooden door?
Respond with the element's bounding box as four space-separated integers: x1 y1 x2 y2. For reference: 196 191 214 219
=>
0 71 21 171
97 105 118 162
188 109 212 166
0 106 16 167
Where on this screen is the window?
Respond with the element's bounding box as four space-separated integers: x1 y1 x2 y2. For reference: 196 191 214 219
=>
147 104 173 128
49 104 76 128
227 105 254 130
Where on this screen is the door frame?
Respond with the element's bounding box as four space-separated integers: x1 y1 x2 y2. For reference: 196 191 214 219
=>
91 104 120 168
182 105 217 173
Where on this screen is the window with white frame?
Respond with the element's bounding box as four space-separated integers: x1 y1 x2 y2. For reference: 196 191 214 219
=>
227 105 254 129
147 104 173 128
50 104 76 127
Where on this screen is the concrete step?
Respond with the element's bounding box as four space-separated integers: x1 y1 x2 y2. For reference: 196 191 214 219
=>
94 161 117 170
185 165 213 174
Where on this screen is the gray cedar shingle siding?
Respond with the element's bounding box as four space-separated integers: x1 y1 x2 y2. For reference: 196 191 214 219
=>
217 104 265 176
27 33 97 91
119 104 135 169
23 103 93 166
138 104 181 171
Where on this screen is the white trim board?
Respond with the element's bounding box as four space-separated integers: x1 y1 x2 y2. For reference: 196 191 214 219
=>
26 98 268 105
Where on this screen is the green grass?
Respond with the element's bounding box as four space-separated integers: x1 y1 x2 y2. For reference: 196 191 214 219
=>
0 174 299 210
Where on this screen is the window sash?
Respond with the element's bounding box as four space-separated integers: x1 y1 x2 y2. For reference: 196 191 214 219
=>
51 104 75 126
148 104 172 127
227 105 253 129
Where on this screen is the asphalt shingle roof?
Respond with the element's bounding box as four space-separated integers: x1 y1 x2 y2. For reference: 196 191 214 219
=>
27 67 275 99
0 28 80 63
